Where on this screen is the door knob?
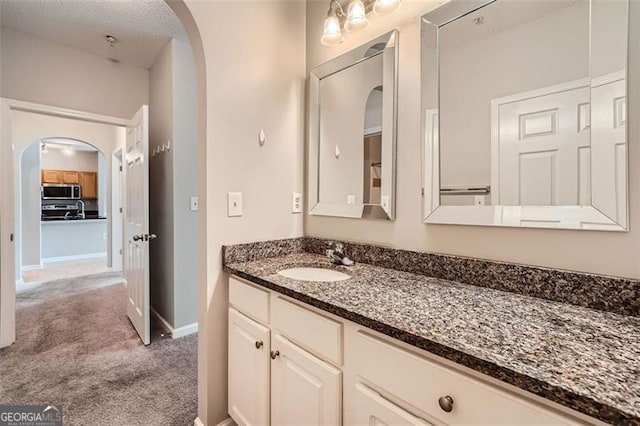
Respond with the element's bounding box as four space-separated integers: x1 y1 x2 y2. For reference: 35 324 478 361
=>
255 341 263 349
270 350 280 360
132 234 143 241
438 395 454 413
145 233 157 241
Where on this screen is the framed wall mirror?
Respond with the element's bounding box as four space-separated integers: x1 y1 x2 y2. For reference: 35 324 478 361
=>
422 0 629 231
309 30 398 220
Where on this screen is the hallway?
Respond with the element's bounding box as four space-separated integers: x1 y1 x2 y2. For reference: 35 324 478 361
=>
0 274 197 425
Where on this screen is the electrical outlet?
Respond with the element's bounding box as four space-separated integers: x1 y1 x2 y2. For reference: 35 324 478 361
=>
347 195 356 205
228 192 243 217
190 196 199 212
292 193 302 213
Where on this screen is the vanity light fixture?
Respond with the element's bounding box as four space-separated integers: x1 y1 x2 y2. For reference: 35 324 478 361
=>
345 0 368 32
321 0 401 46
373 0 401 15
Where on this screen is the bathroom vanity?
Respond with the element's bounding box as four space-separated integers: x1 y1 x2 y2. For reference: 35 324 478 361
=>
224 238 639 426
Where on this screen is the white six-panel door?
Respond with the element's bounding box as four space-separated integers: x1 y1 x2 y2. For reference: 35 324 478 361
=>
124 105 151 345
496 86 590 206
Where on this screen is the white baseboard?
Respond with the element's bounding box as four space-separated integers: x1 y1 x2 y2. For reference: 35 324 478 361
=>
16 280 43 292
173 321 198 338
194 416 235 426
42 252 107 263
150 307 198 339
22 264 43 271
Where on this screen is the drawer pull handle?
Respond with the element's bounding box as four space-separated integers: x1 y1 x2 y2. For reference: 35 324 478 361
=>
255 341 263 349
270 350 280 360
438 395 454 413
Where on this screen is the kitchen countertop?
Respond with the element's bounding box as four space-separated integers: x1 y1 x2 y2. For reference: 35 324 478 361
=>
41 217 107 223
225 252 640 424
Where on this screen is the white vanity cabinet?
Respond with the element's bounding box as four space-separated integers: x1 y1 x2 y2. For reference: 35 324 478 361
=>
228 276 590 426
228 308 271 426
228 277 342 426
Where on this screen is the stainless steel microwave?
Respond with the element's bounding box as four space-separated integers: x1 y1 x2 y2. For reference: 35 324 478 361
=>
41 184 81 200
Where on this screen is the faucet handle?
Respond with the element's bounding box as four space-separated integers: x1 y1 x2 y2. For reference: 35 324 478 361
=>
335 242 344 252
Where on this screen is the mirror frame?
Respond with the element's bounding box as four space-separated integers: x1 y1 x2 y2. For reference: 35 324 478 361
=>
421 0 630 231
308 30 399 220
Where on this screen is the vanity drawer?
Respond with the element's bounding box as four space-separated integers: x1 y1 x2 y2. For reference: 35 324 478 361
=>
271 296 343 365
229 276 270 324
352 330 578 425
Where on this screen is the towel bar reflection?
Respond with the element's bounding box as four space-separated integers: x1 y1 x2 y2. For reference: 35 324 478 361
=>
440 186 491 195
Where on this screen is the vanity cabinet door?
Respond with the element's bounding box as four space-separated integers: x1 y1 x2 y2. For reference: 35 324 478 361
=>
271 334 342 426
229 308 271 426
352 382 433 426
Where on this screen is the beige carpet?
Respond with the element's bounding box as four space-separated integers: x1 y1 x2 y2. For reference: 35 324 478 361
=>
0 274 197 426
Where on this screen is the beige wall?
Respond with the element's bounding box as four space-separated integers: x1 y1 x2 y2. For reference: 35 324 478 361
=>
182 1 306 424
0 28 148 119
305 0 640 280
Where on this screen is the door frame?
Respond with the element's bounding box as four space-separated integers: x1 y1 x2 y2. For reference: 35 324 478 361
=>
112 148 124 273
0 97 129 347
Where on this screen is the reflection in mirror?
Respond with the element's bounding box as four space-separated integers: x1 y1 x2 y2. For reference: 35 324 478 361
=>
363 86 383 206
309 30 398 220
422 0 628 230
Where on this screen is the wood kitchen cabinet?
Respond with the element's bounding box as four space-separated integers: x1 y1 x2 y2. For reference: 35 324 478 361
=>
79 172 98 199
61 171 80 184
42 169 62 183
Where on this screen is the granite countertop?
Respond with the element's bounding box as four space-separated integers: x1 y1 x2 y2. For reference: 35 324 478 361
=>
226 252 640 425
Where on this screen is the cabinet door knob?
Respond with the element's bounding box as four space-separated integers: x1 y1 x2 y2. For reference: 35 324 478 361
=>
438 395 454 413
270 350 280 360
255 341 263 349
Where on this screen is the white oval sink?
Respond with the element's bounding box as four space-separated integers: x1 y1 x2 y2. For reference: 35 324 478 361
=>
277 267 350 282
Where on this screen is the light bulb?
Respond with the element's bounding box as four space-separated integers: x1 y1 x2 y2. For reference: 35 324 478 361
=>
373 0 400 15
321 15 343 46
345 0 368 32
62 146 75 157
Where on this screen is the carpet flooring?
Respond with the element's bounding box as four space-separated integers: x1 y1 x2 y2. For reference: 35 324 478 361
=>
0 274 198 426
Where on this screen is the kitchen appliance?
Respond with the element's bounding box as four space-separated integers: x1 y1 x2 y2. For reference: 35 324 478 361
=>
41 184 81 200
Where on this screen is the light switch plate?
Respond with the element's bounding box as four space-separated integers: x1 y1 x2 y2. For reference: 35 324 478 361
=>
190 196 199 211
474 195 485 206
347 195 356 205
228 192 243 217
292 192 302 213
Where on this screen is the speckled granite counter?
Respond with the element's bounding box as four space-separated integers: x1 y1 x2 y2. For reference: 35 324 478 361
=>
225 252 640 425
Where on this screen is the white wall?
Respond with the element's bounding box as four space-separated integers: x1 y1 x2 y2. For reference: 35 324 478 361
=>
0 28 148 119
148 37 198 330
181 1 306 424
149 40 176 327
171 37 199 329
41 149 98 171
304 0 640 280
20 143 40 267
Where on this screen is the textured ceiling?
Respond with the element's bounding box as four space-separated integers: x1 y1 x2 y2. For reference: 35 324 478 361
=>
0 0 186 69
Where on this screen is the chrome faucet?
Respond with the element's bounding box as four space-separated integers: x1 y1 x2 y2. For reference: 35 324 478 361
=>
326 241 355 266
76 200 86 219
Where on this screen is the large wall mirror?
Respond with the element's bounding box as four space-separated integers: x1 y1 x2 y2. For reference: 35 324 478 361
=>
422 0 629 230
309 30 398 220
